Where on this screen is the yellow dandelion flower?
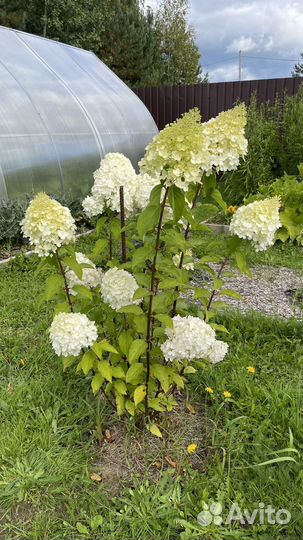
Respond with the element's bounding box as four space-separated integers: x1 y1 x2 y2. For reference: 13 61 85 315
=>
187 443 198 454
247 366 256 374
223 390 232 399
205 386 214 394
228 205 238 214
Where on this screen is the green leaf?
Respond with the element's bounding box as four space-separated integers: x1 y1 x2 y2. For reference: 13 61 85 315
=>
154 314 173 329
76 523 89 535
118 332 133 356
126 363 144 384
63 255 83 280
72 284 93 301
128 339 148 363
133 315 148 334
92 342 103 359
110 219 121 240
117 305 143 315
62 356 75 371
159 277 181 289
171 372 185 388
80 351 95 375
99 340 118 354
114 380 127 395
91 373 104 394
168 185 185 221
137 204 161 238
54 302 70 315
148 398 165 412
134 384 146 406
111 366 126 378
149 184 162 206
235 252 252 277
90 515 104 532
211 188 227 212
45 274 64 301
210 323 229 334
125 399 136 416
151 363 170 393
183 366 197 374
96 216 107 235
98 360 112 382
220 289 242 300
93 238 108 257
147 423 162 438
116 394 125 416
133 287 151 300
131 246 153 269
203 173 216 197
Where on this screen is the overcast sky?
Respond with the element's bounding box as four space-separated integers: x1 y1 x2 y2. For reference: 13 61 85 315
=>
148 0 303 82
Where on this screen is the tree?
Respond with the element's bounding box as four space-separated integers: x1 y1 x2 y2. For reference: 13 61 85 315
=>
155 0 205 85
98 0 163 87
292 54 303 77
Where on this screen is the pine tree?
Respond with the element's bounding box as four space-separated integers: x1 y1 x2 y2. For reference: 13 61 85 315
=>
98 0 162 87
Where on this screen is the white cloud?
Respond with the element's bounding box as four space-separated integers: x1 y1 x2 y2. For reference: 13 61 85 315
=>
226 36 257 53
189 0 303 80
208 62 256 83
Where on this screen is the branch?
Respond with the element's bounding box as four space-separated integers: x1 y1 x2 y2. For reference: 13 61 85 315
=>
145 187 170 415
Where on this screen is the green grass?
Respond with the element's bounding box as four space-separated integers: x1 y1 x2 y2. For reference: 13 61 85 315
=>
1 238 303 539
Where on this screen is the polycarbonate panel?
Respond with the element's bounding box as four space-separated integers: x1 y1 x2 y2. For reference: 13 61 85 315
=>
0 26 158 201
1 134 62 199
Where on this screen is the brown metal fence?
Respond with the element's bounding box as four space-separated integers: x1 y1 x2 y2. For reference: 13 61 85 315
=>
134 77 302 129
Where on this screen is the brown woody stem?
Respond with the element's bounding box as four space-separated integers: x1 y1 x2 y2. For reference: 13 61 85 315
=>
145 187 170 415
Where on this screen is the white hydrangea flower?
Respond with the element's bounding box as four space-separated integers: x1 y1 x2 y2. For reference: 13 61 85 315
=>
100 267 139 310
230 196 281 251
82 152 138 217
173 249 194 270
202 104 248 173
208 340 229 364
82 195 102 219
21 193 76 257
134 173 159 210
139 109 209 191
50 312 98 357
66 252 103 296
161 315 227 364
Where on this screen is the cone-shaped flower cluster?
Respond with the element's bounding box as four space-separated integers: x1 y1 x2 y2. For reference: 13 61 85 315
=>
21 193 76 257
139 109 209 190
230 196 281 251
202 104 248 173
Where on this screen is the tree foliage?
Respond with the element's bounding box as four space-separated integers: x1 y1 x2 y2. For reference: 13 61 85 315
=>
155 0 204 85
0 0 205 86
292 53 303 78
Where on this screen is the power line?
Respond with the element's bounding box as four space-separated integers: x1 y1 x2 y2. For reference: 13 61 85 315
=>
244 55 299 62
204 54 300 68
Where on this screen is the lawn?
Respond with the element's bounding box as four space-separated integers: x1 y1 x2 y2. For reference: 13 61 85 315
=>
0 235 303 539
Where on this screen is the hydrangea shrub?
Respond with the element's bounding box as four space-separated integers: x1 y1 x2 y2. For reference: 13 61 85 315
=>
22 106 282 436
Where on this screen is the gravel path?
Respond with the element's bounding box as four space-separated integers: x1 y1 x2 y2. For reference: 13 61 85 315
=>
192 264 303 319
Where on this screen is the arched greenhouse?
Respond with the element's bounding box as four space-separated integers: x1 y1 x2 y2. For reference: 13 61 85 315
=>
0 26 158 202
